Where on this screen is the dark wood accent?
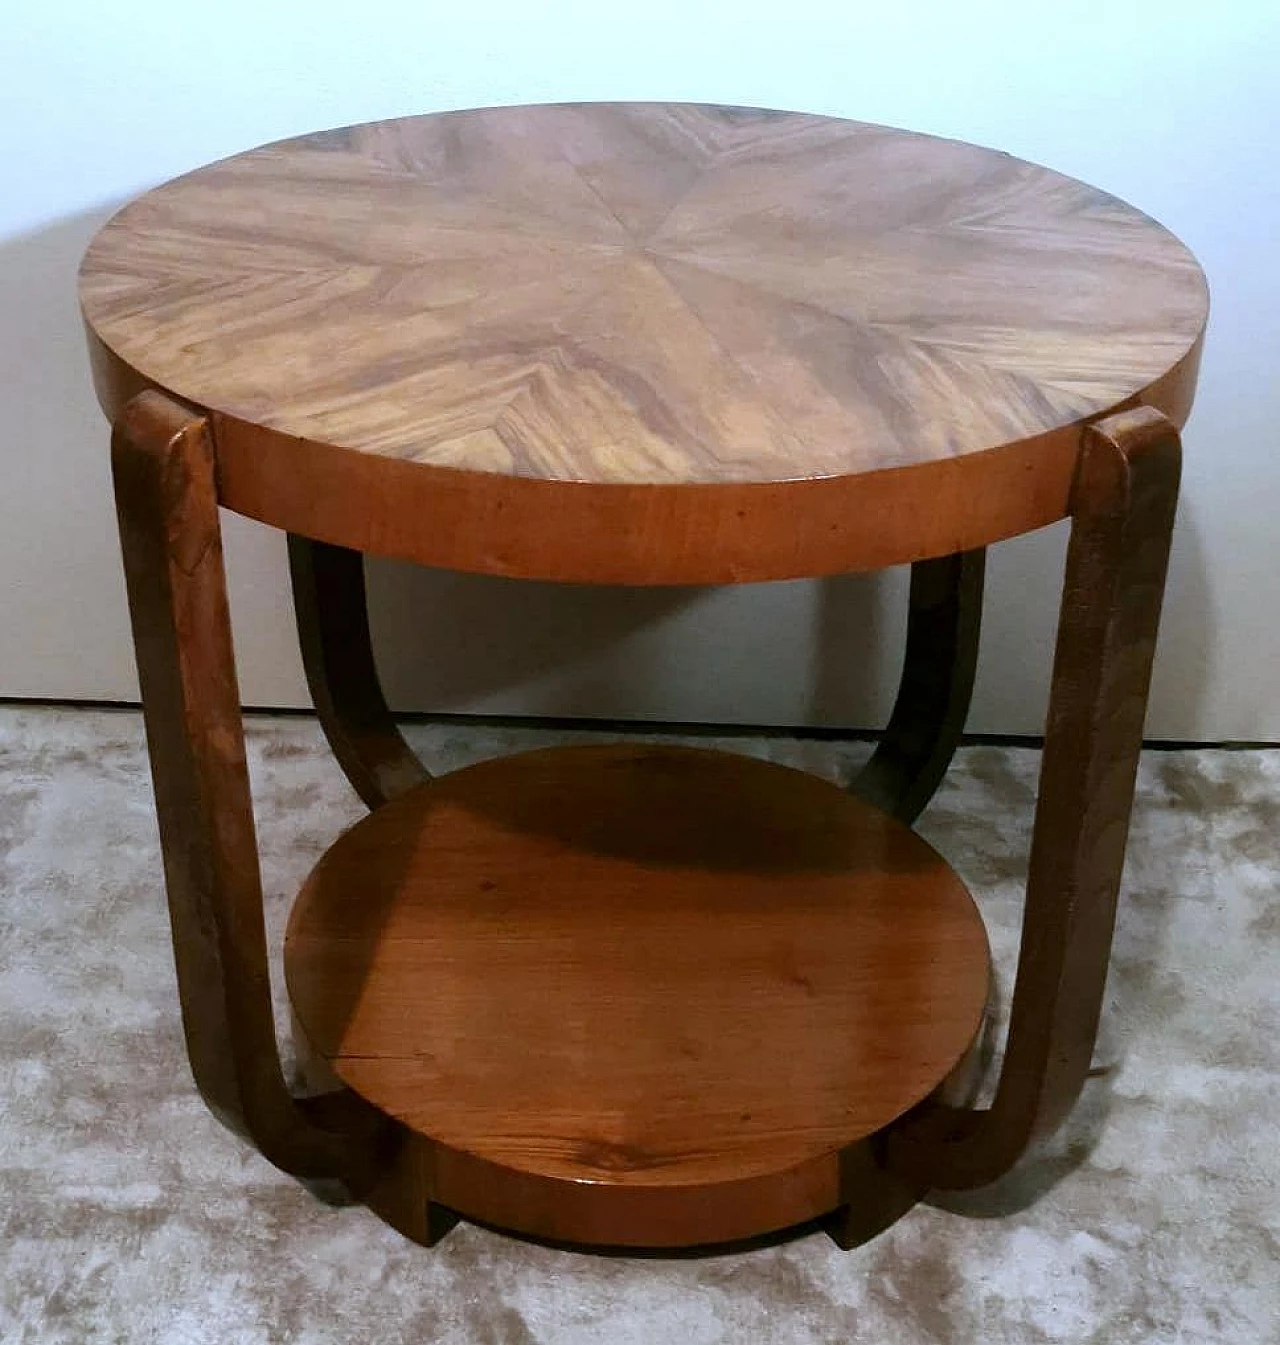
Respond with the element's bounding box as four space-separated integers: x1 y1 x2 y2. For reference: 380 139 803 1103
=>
111 389 386 1187
884 406 1182 1189
285 744 991 1246
853 549 985 822
287 534 429 809
365 1130 459 1248
824 987 995 1248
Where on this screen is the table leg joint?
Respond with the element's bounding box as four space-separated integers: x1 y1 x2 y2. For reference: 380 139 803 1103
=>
287 535 430 810
851 549 985 823
112 390 389 1187
884 406 1181 1190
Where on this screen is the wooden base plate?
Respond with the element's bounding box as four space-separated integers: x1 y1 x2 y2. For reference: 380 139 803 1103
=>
285 745 990 1247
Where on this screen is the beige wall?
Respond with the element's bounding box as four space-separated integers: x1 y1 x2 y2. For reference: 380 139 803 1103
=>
2 4 1276 738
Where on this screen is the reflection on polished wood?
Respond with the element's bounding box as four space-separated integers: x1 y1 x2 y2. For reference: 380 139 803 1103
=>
285 744 991 1246
81 103 1207 582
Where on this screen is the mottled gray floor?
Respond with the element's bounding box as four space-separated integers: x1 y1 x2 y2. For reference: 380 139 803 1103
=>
0 706 1276 1344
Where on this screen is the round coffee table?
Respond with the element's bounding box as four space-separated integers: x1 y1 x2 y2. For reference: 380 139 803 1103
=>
81 102 1208 1251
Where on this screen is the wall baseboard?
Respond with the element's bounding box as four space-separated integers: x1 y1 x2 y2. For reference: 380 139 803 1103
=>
2 697 1275 752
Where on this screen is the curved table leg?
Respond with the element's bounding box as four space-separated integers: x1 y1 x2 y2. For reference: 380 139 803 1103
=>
851 548 986 823
287 535 430 810
884 406 1181 1190
113 391 387 1187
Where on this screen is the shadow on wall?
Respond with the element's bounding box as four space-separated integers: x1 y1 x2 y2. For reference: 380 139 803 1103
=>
966 503 1212 742
1147 490 1215 742
0 205 145 702
367 560 701 717
811 567 901 727
365 558 898 730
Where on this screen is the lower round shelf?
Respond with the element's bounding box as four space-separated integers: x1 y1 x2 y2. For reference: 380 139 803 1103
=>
285 744 990 1247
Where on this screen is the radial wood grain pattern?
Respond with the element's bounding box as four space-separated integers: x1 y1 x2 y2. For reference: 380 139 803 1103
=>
80 104 1207 583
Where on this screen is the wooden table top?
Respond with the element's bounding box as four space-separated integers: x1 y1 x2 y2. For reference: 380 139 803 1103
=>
81 103 1208 583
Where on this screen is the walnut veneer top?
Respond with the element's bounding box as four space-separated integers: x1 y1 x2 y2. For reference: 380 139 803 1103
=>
80 103 1208 582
